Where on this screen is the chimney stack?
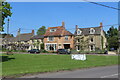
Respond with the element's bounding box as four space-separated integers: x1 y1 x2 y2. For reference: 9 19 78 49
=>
32 30 34 35
76 25 78 30
100 22 103 27
62 21 65 27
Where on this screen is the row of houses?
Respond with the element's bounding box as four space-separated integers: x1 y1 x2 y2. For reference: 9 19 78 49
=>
2 22 107 52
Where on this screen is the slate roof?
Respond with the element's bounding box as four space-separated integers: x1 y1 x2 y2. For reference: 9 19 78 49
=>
2 37 16 43
75 27 101 35
16 33 34 41
3 32 34 42
44 26 73 37
30 35 44 39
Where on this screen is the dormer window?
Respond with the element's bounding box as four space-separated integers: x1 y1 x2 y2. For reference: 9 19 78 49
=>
77 29 82 35
50 28 56 32
90 28 95 34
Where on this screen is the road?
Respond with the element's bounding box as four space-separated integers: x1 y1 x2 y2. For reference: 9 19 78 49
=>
21 65 119 78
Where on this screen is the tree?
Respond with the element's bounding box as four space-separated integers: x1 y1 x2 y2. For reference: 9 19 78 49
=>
75 36 89 51
37 26 46 35
107 26 119 50
80 36 89 51
0 33 13 38
0 1 12 31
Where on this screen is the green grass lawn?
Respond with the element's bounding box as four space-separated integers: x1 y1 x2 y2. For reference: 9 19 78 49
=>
2 54 118 77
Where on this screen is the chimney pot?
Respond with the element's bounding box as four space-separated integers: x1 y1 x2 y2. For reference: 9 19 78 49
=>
32 30 34 34
62 21 65 27
100 22 103 27
76 25 78 30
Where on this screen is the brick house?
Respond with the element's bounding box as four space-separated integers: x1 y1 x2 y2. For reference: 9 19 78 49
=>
44 22 74 52
74 23 107 51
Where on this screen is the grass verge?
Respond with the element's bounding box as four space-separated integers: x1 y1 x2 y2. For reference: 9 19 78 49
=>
2 53 118 77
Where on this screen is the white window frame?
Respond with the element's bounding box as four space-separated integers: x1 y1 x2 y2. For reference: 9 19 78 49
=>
90 28 95 34
48 36 54 41
90 45 95 51
90 37 94 43
77 29 82 35
50 28 56 32
76 45 80 51
45 43 57 51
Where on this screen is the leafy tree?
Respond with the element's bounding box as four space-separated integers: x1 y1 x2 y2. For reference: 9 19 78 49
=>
107 26 118 37
75 36 89 51
0 1 12 31
37 26 46 35
41 43 44 49
0 33 13 38
80 37 89 51
107 26 119 50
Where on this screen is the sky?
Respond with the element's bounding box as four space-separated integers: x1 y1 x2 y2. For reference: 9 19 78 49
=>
2 2 119 36
6 0 120 2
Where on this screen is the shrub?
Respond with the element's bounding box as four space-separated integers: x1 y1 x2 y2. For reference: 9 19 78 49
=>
40 49 49 53
78 50 106 54
71 49 78 54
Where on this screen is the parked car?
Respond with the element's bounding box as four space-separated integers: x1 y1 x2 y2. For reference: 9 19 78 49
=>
28 49 40 53
110 48 114 51
57 49 71 54
104 50 108 54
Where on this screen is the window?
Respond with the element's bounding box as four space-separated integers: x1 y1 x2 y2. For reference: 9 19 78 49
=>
48 36 54 41
90 38 93 42
46 44 57 51
91 45 93 51
50 28 56 32
78 39 80 42
59 44 61 46
90 28 95 34
77 46 80 51
77 29 82 35
90 45 95 51
65 36 69 41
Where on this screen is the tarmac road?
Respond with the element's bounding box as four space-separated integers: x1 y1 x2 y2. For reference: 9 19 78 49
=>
21 65 119 78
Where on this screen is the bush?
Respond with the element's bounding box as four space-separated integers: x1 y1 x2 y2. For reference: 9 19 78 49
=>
71 49 79 54
3 49 27 52
78 50 106 54
40 49 49 53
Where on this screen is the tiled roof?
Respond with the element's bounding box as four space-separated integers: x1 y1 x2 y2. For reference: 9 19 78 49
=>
75 26 101 35
2 37 16 43
30 35 44 39
3 33 34 42
44 26 73 37
16 33 34 41
63 30 73 36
